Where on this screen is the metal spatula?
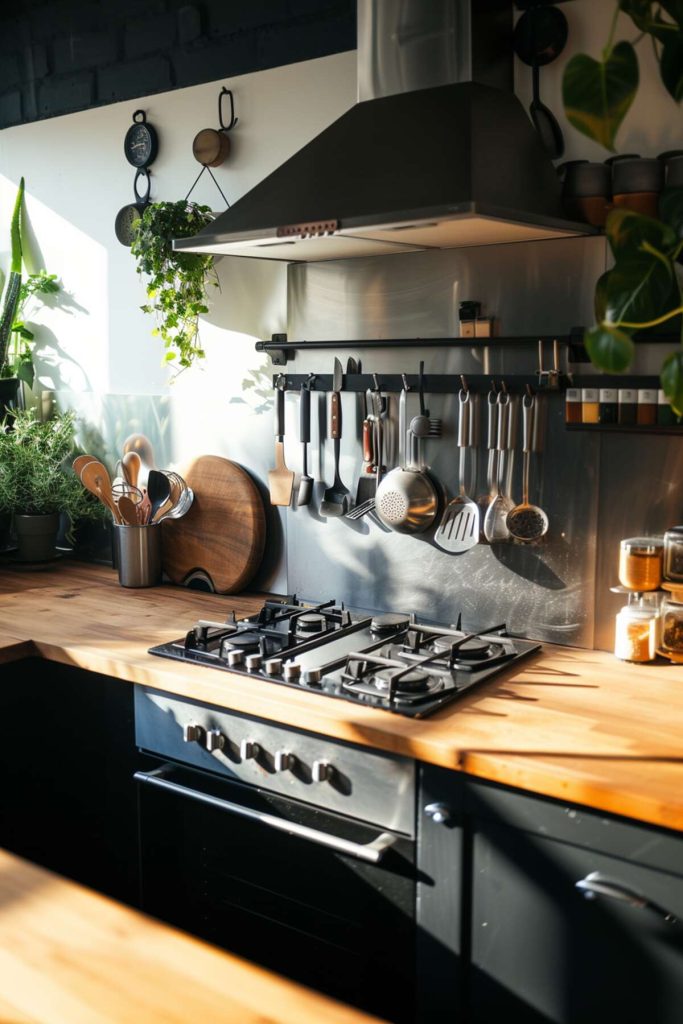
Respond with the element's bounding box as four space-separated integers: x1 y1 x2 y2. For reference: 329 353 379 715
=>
320 359 350 517
435 390 479 553
268 386 294 507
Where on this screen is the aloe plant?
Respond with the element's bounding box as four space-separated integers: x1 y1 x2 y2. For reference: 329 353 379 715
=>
561 3 683 413
0 178 24 376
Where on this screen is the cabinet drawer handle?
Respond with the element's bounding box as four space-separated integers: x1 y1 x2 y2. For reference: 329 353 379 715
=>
134 767 398 864
575 871 678 925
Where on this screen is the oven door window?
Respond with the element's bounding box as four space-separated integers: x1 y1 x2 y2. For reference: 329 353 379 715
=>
137 763 415 1023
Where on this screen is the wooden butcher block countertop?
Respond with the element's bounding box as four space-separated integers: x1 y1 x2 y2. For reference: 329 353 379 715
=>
0 562 682 831
0 848 384 1024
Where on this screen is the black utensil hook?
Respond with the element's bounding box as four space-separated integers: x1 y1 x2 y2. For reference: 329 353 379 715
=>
219 87 238 131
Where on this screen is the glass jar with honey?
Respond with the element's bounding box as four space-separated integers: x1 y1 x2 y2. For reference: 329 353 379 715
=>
618 537 663 591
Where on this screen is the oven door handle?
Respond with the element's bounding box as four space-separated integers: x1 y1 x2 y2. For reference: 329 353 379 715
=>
134 766 400 864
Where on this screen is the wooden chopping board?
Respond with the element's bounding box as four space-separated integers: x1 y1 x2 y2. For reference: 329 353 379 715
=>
162 455 266 594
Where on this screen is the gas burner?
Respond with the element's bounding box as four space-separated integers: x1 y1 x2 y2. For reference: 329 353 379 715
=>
431 635 502 662
221 631 261 654
294 612 328 637
373 667 432 693
370 613 410 635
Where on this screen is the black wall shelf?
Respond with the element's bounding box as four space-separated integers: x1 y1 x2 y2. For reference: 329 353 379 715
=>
566 423 683 436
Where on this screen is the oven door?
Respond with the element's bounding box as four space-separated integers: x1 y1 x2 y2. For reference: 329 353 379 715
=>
136 761 416 1023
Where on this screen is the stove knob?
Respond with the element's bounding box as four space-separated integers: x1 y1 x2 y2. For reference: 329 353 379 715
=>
240 738 258 761
245 653 262 672
312 759 333 783
183 723 204 744
264 658 283 676
274 750 293 773
283 662 301 682
424 802 452 826
228 650 243 667
206 729 225 752
302 667 322 685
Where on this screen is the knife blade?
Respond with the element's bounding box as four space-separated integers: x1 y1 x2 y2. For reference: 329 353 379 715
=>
333 357 343 395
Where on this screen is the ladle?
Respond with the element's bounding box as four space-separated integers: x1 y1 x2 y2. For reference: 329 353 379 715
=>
506 393 549 543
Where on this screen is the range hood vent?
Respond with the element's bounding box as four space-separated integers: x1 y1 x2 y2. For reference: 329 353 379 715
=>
175 1 589 263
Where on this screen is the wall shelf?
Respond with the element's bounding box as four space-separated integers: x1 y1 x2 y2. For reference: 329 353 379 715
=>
566 423 682 436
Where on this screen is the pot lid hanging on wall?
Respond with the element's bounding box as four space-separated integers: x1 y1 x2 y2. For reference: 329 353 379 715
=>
174 0 592 264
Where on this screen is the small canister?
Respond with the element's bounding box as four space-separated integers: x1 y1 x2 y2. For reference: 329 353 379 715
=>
614 598 659 662
664 527 683 583
618 388 637 425
661 587 683 657
599 388 618 424
657 389 677 426
581 388 599 423
608 154 663 218
637 388 658 425
565 387 582 424
618 536 663 591
558 160 611 226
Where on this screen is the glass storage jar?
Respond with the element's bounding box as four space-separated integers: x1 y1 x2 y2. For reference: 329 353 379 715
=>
618 537 663 591
614 597 659 662
663 527 683 583
661 587 683 657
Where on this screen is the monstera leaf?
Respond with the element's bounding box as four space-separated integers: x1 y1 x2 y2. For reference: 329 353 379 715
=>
562 41 639 150
585 324 635 372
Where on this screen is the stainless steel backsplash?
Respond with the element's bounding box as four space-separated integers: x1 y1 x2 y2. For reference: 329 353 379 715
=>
285 237 683 650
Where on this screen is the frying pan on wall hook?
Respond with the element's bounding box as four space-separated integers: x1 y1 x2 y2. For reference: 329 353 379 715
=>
513 4 567 159
192 86 239 168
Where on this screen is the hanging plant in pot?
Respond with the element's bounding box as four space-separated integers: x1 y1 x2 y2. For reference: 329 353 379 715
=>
561 1 683 411
130 200 218 372
0 408 104 562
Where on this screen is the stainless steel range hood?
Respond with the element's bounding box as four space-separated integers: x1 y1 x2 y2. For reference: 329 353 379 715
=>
175 0 588 263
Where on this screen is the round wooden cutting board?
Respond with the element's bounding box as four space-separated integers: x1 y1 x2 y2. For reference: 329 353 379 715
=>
162 455 266 594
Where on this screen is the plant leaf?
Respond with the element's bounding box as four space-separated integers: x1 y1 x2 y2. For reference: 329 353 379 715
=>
562 41 639 151
661 350 683 415
605 252 674 326
606 206 677 256
659 186 683 239
660 36 683 100
585 324 635 371
659 0 683 25
595 271 611 321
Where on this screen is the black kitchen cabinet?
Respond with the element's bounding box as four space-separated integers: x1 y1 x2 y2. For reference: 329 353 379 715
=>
0 658 139 906
467 780 683 1024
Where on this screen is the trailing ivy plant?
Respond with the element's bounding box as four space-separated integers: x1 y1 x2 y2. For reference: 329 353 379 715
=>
131 200 218 371
561 2 683 412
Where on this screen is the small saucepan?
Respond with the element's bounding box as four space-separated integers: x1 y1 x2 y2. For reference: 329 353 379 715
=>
192 86 238 168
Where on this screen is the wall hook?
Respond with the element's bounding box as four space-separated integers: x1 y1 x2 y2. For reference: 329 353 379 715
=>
219 87 239 131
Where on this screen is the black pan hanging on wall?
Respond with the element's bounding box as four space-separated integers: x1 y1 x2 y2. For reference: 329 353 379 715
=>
513 4 568 160
115 109 159 246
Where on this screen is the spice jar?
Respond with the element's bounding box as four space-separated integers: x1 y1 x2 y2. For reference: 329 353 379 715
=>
657 389 676 426
637 389 657 425
618 388 637 425
565 387 582 424
664 527 683 583
614 596 659 662
618 536 663 591
599 388 618 424
581 388 599 423
661 587 683 656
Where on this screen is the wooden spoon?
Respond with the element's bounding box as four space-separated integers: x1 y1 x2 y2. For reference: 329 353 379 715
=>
121 451 142 489
116 495 140 527
73 454 98 477
81 461 121 524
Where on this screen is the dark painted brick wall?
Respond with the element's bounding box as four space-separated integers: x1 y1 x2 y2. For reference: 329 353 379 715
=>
0 0 355 129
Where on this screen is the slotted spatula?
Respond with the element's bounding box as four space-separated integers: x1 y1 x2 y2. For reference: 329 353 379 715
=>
435 389 479 553
268 386 294 507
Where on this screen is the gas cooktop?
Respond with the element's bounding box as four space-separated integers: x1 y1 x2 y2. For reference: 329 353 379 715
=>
149 597 541 718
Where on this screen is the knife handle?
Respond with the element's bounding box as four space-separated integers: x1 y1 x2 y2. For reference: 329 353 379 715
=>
330 391 342 440
362 419 373 463
300 386 310 443
275 387 285 439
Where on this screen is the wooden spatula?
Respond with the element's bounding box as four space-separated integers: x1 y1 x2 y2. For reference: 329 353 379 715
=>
81 461 122 524
268 387 294 507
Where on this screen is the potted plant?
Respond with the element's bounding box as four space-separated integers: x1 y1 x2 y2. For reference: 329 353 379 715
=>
0 178 60 408
562 2 683 410
130 200 218 372
0 408 104 561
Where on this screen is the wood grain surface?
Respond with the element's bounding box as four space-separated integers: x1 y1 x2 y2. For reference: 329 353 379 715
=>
0 562 681 831
0 849 385 1024
162 455 265 594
